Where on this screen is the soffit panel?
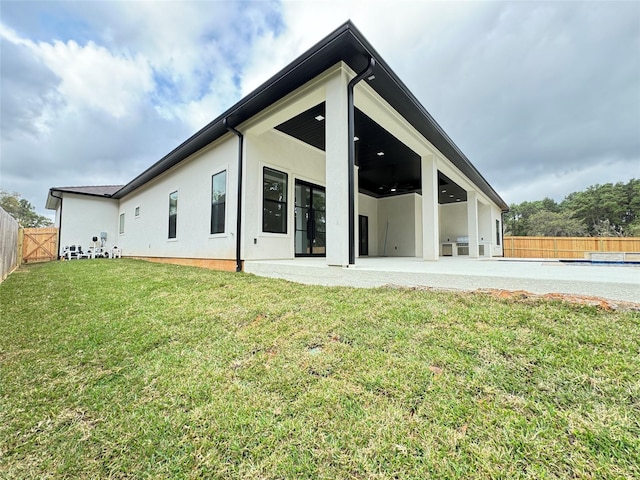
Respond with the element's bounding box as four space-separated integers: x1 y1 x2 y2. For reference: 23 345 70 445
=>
275 103 465 204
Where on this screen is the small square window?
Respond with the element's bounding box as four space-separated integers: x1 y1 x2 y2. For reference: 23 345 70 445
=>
134 206 140 217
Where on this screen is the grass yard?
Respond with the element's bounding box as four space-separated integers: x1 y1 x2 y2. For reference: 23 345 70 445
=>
1 259 638 479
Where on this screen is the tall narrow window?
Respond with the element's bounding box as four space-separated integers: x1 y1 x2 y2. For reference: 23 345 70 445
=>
211 170 226 234
119 213 125 234
496 219 501 246
263 167 287 234
168 191 178 239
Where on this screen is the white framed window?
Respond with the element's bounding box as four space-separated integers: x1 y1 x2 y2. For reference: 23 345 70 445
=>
134 206 140 217
119 213 125 235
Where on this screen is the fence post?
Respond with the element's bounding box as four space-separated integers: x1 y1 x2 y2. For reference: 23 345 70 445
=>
18 228 24 264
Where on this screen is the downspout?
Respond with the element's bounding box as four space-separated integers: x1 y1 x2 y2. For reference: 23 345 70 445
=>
50 190 63 260
347 56 376 265
224 118 244 272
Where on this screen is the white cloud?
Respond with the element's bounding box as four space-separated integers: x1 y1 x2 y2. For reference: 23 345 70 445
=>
1 23 154 120
239 1 360 96
0 21 189 211
37 39 154 118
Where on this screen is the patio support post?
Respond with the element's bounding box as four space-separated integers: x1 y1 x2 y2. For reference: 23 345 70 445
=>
325 68 350 266
421 155 439 261
467 190 479 258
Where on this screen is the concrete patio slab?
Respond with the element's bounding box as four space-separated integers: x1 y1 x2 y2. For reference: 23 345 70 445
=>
245 257 640 304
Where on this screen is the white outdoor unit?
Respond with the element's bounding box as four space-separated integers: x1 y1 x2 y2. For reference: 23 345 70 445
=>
456 236 469 256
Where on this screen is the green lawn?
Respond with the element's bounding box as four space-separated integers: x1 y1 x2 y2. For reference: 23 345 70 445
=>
1 260 638 479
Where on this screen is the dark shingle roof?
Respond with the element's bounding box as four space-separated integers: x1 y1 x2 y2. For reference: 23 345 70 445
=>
46 185 123 209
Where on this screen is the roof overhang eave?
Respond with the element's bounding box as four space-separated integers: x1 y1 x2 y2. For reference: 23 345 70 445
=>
45 189 61 210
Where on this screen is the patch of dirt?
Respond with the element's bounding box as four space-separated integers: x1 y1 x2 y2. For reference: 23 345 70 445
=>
384 284 639 312
475 288 640 312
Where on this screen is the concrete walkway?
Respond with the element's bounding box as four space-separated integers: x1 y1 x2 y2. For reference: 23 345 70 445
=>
245 257 640 304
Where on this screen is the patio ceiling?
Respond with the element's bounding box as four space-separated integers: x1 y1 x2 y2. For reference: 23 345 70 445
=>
275 102 467 204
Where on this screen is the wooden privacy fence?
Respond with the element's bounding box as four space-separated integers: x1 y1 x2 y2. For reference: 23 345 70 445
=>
0 207 20 282
22 227 59 263
503 236 640 259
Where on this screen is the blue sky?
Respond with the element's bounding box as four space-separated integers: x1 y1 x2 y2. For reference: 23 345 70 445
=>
1 1 639 217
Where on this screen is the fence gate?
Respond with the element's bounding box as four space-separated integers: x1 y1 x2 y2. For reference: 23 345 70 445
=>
22 227 59 263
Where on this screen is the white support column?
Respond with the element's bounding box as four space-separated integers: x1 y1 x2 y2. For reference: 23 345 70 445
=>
467 190 479 258
421 155 439 261
325 69 350 266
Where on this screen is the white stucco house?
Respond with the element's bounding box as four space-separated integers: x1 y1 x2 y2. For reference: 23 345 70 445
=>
46 22 509 272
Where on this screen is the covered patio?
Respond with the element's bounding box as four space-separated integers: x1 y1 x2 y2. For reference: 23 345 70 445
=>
275 98 504 263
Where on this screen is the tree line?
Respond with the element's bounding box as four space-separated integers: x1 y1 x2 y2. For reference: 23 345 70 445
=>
504 179 639 237
0 190 53 228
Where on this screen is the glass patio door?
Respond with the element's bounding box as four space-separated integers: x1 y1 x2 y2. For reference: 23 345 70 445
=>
294 180 326 256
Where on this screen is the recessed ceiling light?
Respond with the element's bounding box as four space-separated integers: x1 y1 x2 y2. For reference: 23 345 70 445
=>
390 188 397 192
314 115 325 121
456 198 461 202
354 136 359 141
377 151 384 156
367 74 376 80
449 194 454 198
441 189 446 193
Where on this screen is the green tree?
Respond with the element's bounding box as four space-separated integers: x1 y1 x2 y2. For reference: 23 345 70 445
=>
562 179 639 236
541 197 561 213
527 210 587 237
506 179 639 237
503 198 558 236
592 219 623 237
0 190 53 227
